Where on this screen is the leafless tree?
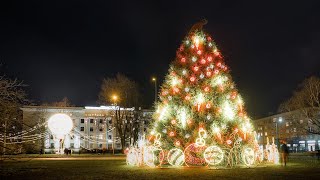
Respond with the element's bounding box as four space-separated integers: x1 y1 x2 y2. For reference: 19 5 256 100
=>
279 76 320 134
0 76 27 154
98 73 140 151
42 97 73 107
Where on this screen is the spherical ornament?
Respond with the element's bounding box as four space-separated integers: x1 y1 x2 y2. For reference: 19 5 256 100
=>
180 57 186 63
185 40 190 45
167 148 185 167
126 148 139 166
192 56 197 62
169 131 175 137
185 87 190 92
204 86 210 92
214 69 219 74
191 45 195 49
206 115 211 120
175 141 181 146
197 50 202 55
204 145 224 166
182 70 187 75
184 143 207 166
217 62 222 67
226 139 232 145
143 146 164 167
185 95 191 101
200 74 204 79
48 114 73 139
185 134 191 138
207 56 213 62
193 66 199 72
242 147 255 166
162 129 167 133
168 96 172 101
171 119 177 125
209 64 214 69
208 42 212 47
205 103 211 109
200 59 206 64
190 76 196 82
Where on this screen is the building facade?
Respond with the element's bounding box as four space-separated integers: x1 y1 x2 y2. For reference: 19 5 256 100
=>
21 106 153 153
253 110 320 152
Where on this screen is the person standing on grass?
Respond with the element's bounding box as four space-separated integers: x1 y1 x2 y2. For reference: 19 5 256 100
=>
280 141 289 166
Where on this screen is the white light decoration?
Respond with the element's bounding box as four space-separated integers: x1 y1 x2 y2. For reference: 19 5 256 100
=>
212 75 228 87
127 148 139 166
192 56 197 62
158 105 168 121
167 148 185 167
223 101 235 120
48 114 73 138
204 145 224 165
242 147 255 166
178 108 187 129
171 77 179 87
196 93 205 104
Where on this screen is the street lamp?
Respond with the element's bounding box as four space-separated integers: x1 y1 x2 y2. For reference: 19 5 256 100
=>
152 77 157 103
111 94 118 155
275 117 283 149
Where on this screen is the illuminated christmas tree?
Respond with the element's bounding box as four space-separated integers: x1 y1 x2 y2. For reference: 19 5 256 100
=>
148 21 258 167
126 21 267 168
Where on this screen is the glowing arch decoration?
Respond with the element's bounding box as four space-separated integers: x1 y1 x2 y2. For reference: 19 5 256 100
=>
204 145 224 166
242 147 255 166
48 114 73 138
167 148 185 167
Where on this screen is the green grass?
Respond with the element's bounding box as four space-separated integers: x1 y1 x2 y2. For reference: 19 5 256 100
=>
1 156 320 180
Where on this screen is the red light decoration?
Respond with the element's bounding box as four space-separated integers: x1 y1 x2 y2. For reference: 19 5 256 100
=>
217 62 222 67
200 59 206 64
226 139 232 145
234 128 239 133
204 86 210 92
214 50 220 56
190 76 196 82
185 95 191 101
214 69 219 74
207 56 213 62
169 131 175 137
206 71 212 77
187 119 192 125
207 36 212 41
171 119 177 125
173 87 180 93
231 92 237 99
184 143 207 167
180 57 186 63
197 50 202 55
162 90 168 96
179 45 184 51
193 66 199 72
175 141 181 146
206 103 211 109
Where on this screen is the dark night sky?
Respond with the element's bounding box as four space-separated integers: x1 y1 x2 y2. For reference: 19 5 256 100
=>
1 0 320 118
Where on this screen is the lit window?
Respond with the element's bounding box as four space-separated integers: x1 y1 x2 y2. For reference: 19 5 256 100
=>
80 127 84 131
293 128 296 132
265 132 268 136
90 127 93 131
300 120 303 124
81 119 84 123
286 122 289 127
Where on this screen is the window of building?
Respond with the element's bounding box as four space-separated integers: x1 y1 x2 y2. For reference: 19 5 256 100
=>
80 127 84 131
293 128 296 132
81 119 84 123
50 135 53 139
286 122 289 127
265 132 268 136
50 143 54 148
99 144 102 148
99 128 103 131
70 143 74 148
90 119 94 123
99 135 103 140
108 135 112 140
99 119 103 123
300 120 303 124
90 127 93 131
109 120 112 124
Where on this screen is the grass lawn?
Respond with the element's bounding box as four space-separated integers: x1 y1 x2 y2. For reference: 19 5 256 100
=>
1 155 320 180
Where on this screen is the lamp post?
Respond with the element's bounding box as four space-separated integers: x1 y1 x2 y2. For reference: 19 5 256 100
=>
152 77 157 103
111 95 118 155
276 117 283 149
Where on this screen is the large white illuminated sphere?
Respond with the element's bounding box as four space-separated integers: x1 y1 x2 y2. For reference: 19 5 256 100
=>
48 114 73 138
